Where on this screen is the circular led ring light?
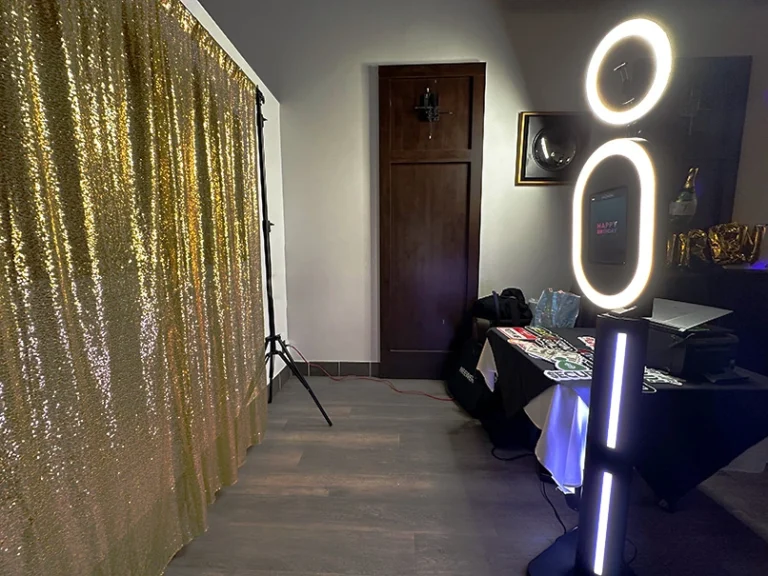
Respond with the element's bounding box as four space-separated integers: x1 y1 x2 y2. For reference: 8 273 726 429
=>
586 18 672 126
572 138 656 310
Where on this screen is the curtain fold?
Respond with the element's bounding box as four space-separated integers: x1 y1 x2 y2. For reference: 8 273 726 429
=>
0 1 266 574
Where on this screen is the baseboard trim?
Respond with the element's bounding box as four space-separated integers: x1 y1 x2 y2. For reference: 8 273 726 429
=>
269 362 383 401
268 365 292 397
285 361 381 378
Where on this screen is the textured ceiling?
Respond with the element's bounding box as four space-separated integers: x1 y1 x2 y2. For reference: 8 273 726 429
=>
503 0 768 10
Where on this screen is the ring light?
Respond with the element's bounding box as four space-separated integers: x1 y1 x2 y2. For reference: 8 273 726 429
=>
529 18 670 576
586 18 672 126
572 138 656 311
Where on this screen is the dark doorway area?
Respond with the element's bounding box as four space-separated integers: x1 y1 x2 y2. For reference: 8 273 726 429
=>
379 63 486 378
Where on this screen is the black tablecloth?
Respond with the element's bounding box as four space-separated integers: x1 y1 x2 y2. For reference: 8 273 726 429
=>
487 328 768 505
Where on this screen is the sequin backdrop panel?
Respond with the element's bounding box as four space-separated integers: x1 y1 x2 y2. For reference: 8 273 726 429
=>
0 1 266 574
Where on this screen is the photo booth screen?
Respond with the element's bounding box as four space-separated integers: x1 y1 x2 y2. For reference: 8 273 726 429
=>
589 186 628 265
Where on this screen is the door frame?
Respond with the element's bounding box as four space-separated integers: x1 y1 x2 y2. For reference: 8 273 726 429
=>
378 63 486 378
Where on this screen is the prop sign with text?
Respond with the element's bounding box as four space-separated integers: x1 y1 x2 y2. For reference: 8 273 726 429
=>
505 330 682 387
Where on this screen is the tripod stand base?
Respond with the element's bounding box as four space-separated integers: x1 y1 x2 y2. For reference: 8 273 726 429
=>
527 529 635 576
265 334 332 427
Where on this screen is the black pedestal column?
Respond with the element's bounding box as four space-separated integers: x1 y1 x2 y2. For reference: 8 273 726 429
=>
528 313 647 576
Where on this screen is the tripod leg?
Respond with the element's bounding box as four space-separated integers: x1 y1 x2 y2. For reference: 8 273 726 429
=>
277 348 333 427
267 340 275 404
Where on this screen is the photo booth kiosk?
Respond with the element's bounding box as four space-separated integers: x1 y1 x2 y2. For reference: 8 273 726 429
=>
527 18 673 576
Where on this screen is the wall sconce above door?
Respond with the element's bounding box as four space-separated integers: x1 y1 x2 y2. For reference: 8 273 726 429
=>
415 86 452 139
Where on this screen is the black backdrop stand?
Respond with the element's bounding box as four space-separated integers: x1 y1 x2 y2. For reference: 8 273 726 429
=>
256 87 332 427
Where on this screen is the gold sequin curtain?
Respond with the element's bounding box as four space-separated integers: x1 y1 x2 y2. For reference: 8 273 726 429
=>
0 1 266 574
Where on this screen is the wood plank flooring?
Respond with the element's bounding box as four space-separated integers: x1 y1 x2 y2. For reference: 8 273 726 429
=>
165 377 768 576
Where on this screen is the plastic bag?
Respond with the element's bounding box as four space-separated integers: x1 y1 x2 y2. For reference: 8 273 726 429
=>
533 288 581 329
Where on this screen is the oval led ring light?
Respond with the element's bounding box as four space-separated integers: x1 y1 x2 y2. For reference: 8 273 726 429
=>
572 138 656 310
586 18 672 126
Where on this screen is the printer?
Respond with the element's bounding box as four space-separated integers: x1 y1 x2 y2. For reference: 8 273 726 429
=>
645 299 743 383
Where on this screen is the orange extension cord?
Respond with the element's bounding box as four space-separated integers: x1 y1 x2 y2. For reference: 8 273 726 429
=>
287 344 455 403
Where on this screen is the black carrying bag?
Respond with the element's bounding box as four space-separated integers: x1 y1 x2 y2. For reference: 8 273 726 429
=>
472 287 532 327
445 339 494 419
447 288 531 419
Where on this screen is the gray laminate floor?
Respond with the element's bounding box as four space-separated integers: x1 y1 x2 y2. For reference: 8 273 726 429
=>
165 377 768 576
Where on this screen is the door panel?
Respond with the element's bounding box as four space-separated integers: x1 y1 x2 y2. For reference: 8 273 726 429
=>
379 63 485 379
390 77 472 151
390 163 470 351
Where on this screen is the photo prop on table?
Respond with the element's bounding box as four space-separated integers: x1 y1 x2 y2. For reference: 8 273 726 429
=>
543 366 682 386
528 326 562 340
510 341 590 371
544 369 595 382
504 330 680 389
511 335 581 355
498 327 538 341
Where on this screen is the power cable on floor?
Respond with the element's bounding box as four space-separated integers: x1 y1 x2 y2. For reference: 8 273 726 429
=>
491 446 569 535
287 344 454 402
540 481 568 535
491 447 535 462
494 444 638 562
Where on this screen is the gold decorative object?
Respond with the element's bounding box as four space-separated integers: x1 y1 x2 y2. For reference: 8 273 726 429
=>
678 232 691 268
666 223 765 268
688 229 710 264
709 223 749 264
0 1 266 574
666 233 680 267
747 224 767 264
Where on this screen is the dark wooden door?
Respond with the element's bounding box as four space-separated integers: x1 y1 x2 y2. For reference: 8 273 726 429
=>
379 63 486 379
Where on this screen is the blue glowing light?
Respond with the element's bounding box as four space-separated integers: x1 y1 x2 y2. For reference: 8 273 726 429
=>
606 333 627 449
594 471 614 575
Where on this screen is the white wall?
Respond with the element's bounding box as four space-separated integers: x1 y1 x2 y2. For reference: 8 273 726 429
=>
200 0 768 363
201 0 576 362
504 1 768 226
183 1 289 375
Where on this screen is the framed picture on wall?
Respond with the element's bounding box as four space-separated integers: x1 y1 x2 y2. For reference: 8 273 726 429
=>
516 112 591 186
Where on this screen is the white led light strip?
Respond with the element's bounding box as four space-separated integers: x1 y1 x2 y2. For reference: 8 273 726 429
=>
572 138 656 311
586 18 672 126
606 333 627 449
594 472 614 575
